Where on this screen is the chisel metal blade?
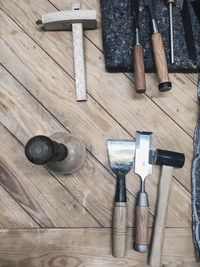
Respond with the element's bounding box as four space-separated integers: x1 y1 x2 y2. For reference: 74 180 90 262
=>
179 0 197 61
135 131 153 180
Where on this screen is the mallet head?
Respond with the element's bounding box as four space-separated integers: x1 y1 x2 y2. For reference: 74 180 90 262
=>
154 149 185 168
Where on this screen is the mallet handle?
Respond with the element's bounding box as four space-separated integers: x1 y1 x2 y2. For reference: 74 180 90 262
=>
72 23 87 101
149 165 173 267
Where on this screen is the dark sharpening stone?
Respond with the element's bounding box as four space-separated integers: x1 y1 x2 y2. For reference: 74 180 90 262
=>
100 0 200 72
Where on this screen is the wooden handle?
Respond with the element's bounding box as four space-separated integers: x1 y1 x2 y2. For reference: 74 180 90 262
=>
112 202 127 258
133 44 146 93
151 32 172 92
72 23 87 101
134 192 149 253
149 165 173 267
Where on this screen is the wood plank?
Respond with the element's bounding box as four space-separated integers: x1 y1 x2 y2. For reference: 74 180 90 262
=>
127 72 198 137
0 11 192 227
0 64 137 227
6 0 197 138
0 228 197 266
49 0 198 138
0 185 38 228
0 0 195 192
0 124 99 227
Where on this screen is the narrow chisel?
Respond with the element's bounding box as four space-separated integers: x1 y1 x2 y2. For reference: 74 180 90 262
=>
134 131 153 253
132 0 146 93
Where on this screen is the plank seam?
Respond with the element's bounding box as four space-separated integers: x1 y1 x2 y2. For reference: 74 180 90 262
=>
0 122 102 227
0 6 193 142
0 10 191 210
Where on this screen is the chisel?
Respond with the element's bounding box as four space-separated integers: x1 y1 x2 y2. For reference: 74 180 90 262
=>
165 0 175 64
179 0 197 61
132 0 146 93
134 131 153 253
144 0 172 92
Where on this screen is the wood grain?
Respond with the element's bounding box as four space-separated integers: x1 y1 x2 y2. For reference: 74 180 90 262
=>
0 124 99 227
0 0 197 264
46 0 197 136
0 64 140 227
135 206 149 247
0 184 38 228
0 8 192 227
112 202 127 258
72 22 87 101
133 44 146 93
149 165 174 267
151 32 171 91
0 0 194 193
0 228 197 266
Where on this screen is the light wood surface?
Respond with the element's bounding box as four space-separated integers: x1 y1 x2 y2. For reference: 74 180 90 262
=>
149 165 174 267
151 32 171 91
0 228 198 266
0 0 198 265
112 202 127 258
72 22 87 101
133 44 146 93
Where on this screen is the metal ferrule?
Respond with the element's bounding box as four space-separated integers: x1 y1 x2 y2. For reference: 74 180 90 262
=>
135 28 140 45
136 192 149 207
152 19 158 33
134 244 149 253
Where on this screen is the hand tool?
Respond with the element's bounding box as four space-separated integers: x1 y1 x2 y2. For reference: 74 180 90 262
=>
144 0 172 92
25 132 86 174
107 139 135 258
132 0 146 93
36 3 97 102
192 0 200 24
149 149 185 267
178 0 197 61
165 0 175 64
134 131 153 253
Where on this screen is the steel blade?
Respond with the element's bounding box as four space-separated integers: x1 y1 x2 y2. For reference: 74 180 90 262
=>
135 131 153 180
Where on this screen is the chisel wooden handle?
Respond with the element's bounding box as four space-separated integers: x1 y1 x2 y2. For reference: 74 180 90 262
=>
133 44 146 93
113 202 127 257
134 192 149 252
151 32 172 92
149 165 173 267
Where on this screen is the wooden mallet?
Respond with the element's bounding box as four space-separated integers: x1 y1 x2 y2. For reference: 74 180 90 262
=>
149 149 185 267
36 3 97 101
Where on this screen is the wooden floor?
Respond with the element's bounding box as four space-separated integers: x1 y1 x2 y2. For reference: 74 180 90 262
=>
0 0 199 266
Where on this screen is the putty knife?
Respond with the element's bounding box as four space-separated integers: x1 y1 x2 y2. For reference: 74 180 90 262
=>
107 139 135 258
